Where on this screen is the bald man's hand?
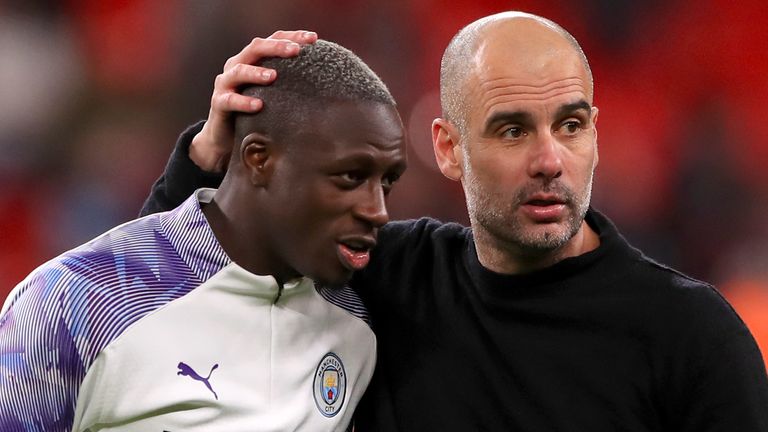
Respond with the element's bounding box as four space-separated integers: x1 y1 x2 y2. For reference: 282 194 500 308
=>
190 31 319 172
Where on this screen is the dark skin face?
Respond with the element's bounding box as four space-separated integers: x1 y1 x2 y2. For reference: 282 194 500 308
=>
205 100 407 287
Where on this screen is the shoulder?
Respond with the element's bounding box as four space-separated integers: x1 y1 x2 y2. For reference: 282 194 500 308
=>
4 213 160 309
1 212 200 369
0 200 218 428
316 284 371 327
5 212 181 308
589 209 748 339
590 209 734 318
353 218 469 294
605 242 756 355
627 260 768 423
379 217 469 251
371 217 470 271
640 256 739 319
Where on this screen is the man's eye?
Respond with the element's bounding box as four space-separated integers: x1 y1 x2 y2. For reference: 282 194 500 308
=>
560 120 582 135
501 127 525 139
381 174 401 194
334 171 368 189
339 172 364 184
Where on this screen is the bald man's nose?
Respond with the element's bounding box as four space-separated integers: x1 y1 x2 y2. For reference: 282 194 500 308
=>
527 132 563 180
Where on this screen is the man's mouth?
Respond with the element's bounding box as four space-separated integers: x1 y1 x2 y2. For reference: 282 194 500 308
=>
520 194 568 222
336 237 376 271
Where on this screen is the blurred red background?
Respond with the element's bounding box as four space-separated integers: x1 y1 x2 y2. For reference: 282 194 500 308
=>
1 0 766 364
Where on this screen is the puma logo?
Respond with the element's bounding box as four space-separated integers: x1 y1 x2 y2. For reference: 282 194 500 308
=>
177 362 219 400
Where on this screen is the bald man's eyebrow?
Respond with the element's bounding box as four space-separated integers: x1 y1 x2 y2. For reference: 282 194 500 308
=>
484 111 534 133
555 100 592 119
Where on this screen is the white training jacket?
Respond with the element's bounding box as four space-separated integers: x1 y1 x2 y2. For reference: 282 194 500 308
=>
0 189 376 432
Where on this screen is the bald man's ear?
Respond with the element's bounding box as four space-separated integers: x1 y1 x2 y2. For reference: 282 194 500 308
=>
591 106 599 167
240 132 274 187
432 118 463 181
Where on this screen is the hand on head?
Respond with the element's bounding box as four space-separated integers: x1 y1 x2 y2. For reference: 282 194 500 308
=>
190 30 319 172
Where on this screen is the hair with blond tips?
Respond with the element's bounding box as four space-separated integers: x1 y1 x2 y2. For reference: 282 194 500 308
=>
234 39 396 147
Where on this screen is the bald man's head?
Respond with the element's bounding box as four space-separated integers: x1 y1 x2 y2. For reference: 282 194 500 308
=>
440 12 593 135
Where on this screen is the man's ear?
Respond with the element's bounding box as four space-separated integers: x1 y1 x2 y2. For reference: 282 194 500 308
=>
432 118 463 181
591 106 599 167
240 132 274 186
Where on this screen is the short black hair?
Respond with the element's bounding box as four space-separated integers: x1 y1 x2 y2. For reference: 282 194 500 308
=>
233 39 396 150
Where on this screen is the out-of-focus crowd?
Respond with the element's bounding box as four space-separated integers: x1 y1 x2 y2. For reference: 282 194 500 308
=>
1 0 766 365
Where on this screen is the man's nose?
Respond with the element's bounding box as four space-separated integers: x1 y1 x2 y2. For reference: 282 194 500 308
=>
527 131 563 180
354 183 389 228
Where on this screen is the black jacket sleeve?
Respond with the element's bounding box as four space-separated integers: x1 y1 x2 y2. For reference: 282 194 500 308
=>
139 121 226 216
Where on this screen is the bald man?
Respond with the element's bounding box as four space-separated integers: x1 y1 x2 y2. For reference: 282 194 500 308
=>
141 12 768 432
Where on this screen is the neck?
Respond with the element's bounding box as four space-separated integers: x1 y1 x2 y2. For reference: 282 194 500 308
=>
202 184 296 285
472 220 600 275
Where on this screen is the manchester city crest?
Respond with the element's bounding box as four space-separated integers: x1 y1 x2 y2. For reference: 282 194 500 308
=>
313 352 347 417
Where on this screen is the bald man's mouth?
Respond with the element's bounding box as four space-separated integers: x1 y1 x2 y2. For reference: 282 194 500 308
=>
521 193 567 222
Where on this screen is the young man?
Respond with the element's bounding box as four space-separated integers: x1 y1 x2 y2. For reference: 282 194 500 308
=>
144 12 768 432
0 38 406 431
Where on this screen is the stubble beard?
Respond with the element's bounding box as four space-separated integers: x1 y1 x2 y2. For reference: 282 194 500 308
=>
465 170 593 256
